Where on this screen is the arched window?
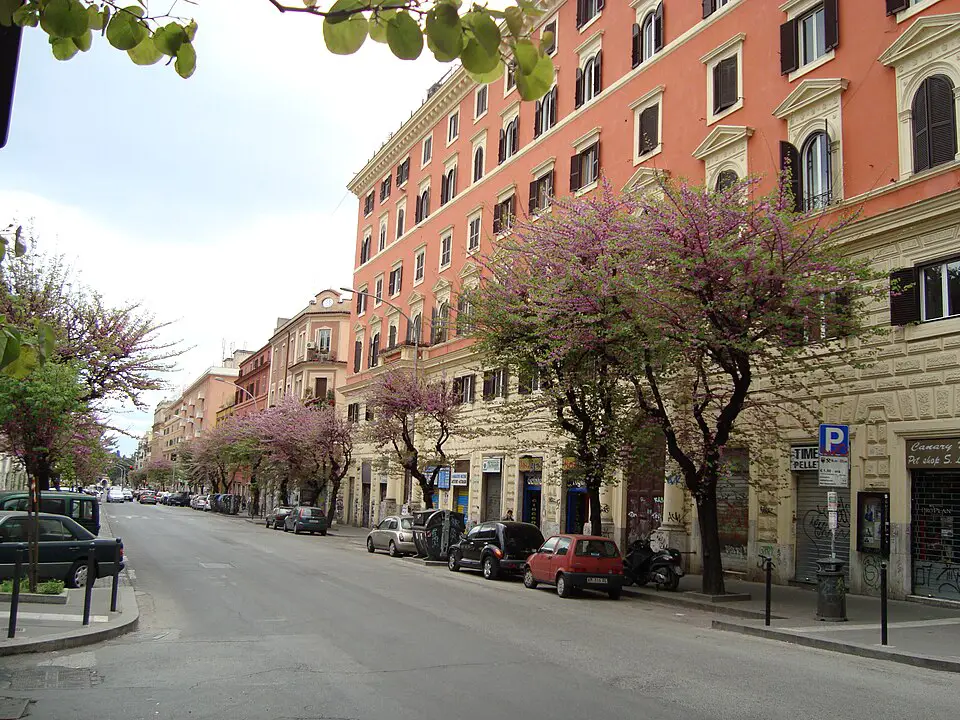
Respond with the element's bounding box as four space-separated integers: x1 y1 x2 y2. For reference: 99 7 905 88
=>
583 55 599 103
912 74 957 174
360 235 371 264
801 131 831 211
396 208 405 237
407 313 422 344
473 146 484 182
434 302 449 344
641 13 655 62
715 169 739 193
388 324 397 348
378 221 387 251
456 296 472 335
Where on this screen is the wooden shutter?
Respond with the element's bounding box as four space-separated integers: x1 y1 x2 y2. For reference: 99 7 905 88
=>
717 56 737 111
912 81 930 173
511 119 519 154
889 268 920 325
928 76 958 168
508 195 516 227
423 188 430 216
576 0 584 27
430 306 438 344
823 0 839 51
596 0 604 9
396 266 402 293
550 86 558 125
451 166 457 197
639 105 658 154
885 0 909 14
570 152 581 191
591 142 600 183
353 340 362 373
702 0 713 19
780 140 802 212
493 202 502 234
631 23 640 68
780 19 798 75
593 50 603 95
498 129 505 163
575 68 584 108
482 371 494 400
440 176 448 205
654 3 663 52
452 377 463 403
534 99 542 137
529 180 539 214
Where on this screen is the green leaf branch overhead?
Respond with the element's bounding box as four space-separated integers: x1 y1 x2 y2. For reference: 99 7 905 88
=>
0 0 554 99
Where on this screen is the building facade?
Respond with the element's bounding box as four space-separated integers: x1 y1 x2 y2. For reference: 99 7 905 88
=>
342 0 960 602
267 290 353 409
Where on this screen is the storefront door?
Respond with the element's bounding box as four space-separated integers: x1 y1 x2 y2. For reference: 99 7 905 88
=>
522 472 542 527
565 487 588 533
454 490 468 519
912 471 960 601
795 471 851 583
482 473 501 521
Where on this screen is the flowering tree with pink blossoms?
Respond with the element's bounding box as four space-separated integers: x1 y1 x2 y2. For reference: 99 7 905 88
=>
473 176 880 595
245 399 354 524
145 457 175 489
365 368 467 510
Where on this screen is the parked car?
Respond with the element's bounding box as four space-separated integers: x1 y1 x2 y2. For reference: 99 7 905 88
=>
106 486 126 503
190 494 205 510
0 490 101 536
0 511 124 587
366 516 416 557
284 506 328 535
166 491 190 507
447 521 545 580
266 506 294 529
138 491 157 504
524 535 624 600
121 488 134 502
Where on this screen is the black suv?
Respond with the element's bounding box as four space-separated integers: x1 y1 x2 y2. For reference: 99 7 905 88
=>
167 491 191 507
447 521 544 580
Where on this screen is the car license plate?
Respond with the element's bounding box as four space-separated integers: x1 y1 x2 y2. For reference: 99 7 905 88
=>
587 576 608 585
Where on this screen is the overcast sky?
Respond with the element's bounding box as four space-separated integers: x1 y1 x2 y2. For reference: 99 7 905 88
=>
0 0 446 456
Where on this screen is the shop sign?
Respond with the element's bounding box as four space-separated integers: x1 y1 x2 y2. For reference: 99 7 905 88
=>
523 473 542 487
451 472 469 487
482 457 502 473
906 438 960 469
426 465 451 490
519 456 543 473
790 446 819 471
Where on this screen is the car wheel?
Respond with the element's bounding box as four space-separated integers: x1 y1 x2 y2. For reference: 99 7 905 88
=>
661 571 680 592
447 552 460 572
67 560 90 589
608 588 622 600
482 556 500 581
265 519 271 528
367 537 376 553
388 540 399 558
556 573 573 598
523 568 538 589
320 530 327 536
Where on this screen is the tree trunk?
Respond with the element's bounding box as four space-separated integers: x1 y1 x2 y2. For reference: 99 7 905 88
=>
588 483 603 536
326 479 341 526
695 481 726 596
279 479 289 507
422 483 434 509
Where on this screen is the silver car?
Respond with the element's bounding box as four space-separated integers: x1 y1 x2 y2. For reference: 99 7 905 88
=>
366 516 417 557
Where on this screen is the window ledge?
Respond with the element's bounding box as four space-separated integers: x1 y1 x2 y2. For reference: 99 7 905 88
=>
578 13 602 35
466 247 481 256
413 278 425 287
633 145 662 167
897 0 944 23
905 315 960 340
439 263 452 272
575 180 600 197
901 156 960 183
475 110 488 122
788 50 835 82
446 136 458 148
707 99 743 127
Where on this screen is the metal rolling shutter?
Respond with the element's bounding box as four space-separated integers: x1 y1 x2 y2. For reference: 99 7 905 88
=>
795 472 850 583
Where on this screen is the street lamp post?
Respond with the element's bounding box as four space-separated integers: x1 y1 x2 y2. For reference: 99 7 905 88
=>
341 286 420 506
213 376 256 405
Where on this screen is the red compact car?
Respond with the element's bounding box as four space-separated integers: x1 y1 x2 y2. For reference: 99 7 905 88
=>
524 534 624 599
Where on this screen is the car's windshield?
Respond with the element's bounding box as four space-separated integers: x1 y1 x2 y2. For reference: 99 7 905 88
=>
300 508 318 516
400 518 413 530
575 540 619 558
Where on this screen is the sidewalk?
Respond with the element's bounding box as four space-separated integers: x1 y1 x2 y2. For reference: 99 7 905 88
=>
0 502 140 655
627 574 960 673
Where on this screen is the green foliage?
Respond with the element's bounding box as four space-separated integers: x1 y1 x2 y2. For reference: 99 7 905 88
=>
0 226 55 379
1 0 554 99
0 578 65 594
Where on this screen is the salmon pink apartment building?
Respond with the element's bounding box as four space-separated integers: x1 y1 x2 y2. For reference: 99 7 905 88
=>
340 0 960 603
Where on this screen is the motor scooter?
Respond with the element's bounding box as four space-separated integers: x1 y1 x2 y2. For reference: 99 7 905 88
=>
623 538 684 591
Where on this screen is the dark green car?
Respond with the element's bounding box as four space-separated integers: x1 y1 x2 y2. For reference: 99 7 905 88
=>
0 491 101 536
283 506 328 535
0 511 124 588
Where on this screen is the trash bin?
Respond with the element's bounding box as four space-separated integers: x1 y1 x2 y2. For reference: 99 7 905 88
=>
412 509 466 560
815 557 847 622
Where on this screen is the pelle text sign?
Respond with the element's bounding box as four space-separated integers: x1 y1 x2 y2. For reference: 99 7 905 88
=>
906 439 960 469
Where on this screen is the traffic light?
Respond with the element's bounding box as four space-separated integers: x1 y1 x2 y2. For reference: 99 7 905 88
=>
0 21 21 149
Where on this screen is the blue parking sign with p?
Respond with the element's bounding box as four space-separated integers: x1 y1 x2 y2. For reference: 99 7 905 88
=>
819 424 849 457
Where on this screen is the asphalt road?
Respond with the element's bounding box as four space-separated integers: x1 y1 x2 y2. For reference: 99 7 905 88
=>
0 504 957 720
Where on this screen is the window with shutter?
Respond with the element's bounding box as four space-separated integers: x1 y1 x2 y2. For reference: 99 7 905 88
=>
575 68 584 108
468 215 481 251
593 50 603 96
570 152 582 192
353 340 362 373
631 23 640 68
510 118 519 154
414 248 425 282
714 56 738 113
886 0 909 15
639 104 658 155
473 145 484 182
534 99 543 138
543 19 557 55
801 130 831 210
498 129 506 164
397 207 405 237
912 75 957 173
779 140 802 212
780 19 798 75
653 2 663 51
493 202 502 234
889 268 920 325
475 85 487 118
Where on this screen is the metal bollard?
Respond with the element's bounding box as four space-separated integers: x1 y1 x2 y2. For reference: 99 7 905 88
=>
759 555 774 627
82 542 96 626
7 543 25 638
110 538 121 613
880 561 888 646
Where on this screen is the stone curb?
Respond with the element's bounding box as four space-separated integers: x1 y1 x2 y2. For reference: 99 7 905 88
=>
0 586 140 657
711 619 960 674
621 588 784 621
